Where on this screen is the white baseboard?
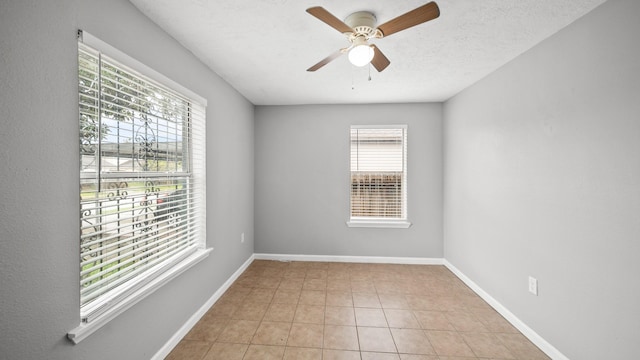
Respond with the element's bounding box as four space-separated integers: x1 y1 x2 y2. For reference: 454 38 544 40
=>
151 254 255 360
254 253 443 265
443 260 569 360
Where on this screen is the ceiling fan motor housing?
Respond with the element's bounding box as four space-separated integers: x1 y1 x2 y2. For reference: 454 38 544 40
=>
344 11 378 39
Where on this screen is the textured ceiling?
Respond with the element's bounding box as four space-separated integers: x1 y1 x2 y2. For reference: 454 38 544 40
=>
128 0 606 105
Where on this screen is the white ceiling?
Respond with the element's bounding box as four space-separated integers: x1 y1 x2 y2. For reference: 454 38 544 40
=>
128 0 606 105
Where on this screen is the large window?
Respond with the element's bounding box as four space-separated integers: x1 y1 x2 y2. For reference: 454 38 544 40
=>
349 125 409 228
72 33 207 341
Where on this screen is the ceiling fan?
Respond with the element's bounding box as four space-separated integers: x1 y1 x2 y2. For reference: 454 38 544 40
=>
306 2 440 72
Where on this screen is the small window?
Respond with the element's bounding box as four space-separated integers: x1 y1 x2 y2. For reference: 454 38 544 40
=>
348 125 409 228
76 34 207 331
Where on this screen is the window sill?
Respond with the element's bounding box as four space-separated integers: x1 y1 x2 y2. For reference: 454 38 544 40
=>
67 247 212 344
346 220 412 228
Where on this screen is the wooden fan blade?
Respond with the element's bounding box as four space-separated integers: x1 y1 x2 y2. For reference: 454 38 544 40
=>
370 45 390 72
306 7 353 34
377 2 440 38
307 50 344 72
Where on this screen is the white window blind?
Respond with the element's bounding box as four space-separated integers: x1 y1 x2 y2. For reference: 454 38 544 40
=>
78 40 206 323
350 126 407 222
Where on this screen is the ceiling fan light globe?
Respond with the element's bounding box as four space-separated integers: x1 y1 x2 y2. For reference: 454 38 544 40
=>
348 45 374 67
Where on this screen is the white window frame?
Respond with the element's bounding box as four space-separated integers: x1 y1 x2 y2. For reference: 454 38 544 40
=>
68 31 211 344
347 125 411 229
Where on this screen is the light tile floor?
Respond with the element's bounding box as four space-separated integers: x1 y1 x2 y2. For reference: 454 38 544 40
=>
166 260 550 360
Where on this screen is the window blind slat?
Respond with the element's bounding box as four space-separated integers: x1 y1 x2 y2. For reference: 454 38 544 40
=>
81 243 197 303
80 220 196 269
81 236 196 284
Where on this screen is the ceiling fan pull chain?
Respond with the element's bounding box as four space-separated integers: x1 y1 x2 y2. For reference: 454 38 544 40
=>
352 66 355 90
368 62 372 81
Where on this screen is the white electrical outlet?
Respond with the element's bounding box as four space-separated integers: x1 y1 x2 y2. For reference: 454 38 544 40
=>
528 276 538 296
241 232 245 243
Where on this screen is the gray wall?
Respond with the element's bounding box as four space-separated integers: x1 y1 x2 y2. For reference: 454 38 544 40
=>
0 1 254 359
255 104 443 258
443 0 640 359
